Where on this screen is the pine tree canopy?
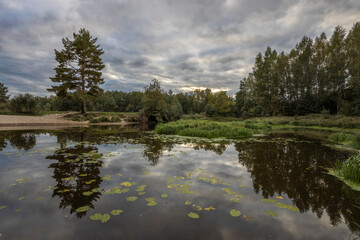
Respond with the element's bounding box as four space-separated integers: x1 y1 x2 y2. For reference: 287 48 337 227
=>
48 28 105 113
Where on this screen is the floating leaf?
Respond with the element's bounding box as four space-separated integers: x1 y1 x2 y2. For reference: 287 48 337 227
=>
262 199 277 204
138 192 146 196
75 206 90 213
110 210 123 215
121 182 132 187
185 201 191 205
265 210 278 217
82 191 93 196
16 209 22 212
0 206 6 210
161 194 168 198
126 196 138 202
221 188 236 196
90 213 111 223
240 185 246 188
229 209 241 217
145 198 155 202
276 203 299 212
187 212 199 219
117 173 122 176
193 205 202 211
16 178 30 184
204 206 215 211
18 197 24 200
167 178 174 182
36 197 43 200
86 180 96 185
102 175 111 181
143 171 150 175
91 188 101 193
275 196 284 200
59 189 70 193
64 177 74 181
147 201 158 206
231 198 240 202
79 174 87 177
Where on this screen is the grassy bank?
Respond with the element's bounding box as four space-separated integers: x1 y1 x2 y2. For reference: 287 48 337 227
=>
155 119 271 138
64 112 140 123
329 154 360 191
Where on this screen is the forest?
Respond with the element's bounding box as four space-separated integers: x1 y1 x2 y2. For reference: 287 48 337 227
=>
0 22 359 120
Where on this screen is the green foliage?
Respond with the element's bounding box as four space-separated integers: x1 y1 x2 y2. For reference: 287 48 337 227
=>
332 154 360 189
329 132 354 143
0 82 10 103
142 79 167 116
48 28 105 113
155 120 254 138
207 91 232 116
236 22 360 117
10 94 38 113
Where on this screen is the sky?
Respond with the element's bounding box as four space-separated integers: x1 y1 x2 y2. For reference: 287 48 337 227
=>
0 0 359 97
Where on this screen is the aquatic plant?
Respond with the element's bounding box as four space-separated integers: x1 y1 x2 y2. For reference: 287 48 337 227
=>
331 154 360 190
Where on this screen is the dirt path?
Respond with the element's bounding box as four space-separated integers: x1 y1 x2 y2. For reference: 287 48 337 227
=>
0 114 89 129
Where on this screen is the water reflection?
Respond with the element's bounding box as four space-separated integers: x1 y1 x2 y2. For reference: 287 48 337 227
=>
46 143 103 218
235 136 360 231
0 127 359 238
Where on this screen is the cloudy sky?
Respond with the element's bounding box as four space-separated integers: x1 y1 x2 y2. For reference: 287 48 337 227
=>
0 0 359 96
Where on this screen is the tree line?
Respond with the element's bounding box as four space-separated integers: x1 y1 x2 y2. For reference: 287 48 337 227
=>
236 22 360 117
0 23 359 119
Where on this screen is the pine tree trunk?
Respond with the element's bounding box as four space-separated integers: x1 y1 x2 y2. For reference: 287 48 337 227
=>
81 64 86 114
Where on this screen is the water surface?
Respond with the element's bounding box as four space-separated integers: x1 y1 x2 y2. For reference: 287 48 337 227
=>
0 126 359 240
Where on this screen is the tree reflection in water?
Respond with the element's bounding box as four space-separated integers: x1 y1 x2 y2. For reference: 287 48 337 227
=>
46 143 103 218
235 137 360 232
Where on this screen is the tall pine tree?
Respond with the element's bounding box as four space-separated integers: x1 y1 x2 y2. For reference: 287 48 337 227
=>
48 28 105 113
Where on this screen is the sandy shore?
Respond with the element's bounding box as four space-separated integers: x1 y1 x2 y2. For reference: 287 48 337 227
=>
0 114 89 130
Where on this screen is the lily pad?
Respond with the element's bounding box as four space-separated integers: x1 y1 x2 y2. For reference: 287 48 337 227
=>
36 197 43 200
16 209 22 212
231 198 240 202
110 210 123 215
126 196 138 202
265 210 278 217
79 174 87 177
83 191 93 196
187 212 199 219
102 175 111 181
90 213 111 223
262 199 277 204
185 201 191 205
276 203 300 212
138 192 146 196
121 182 132 187
91 188 101 193
0 206 6 210
143 171 150 175
147 201 158 206
193 205 202 211
75 206 90 213
161 194 168 198
18 196 24 200
145 198 155 202
204 206 215 211
229 209 241 217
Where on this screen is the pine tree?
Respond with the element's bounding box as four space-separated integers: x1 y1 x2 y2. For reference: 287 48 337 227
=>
48 28 105 113
0 82 9 103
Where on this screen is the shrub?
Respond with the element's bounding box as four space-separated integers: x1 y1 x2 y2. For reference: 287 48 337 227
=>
10 94 38 113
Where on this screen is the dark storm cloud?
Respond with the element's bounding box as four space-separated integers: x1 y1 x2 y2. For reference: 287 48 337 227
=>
0 0 359 96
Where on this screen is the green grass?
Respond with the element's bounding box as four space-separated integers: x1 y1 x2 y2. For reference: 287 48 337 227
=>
329 154 360 191
246 114 360 129
155 119 271 139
